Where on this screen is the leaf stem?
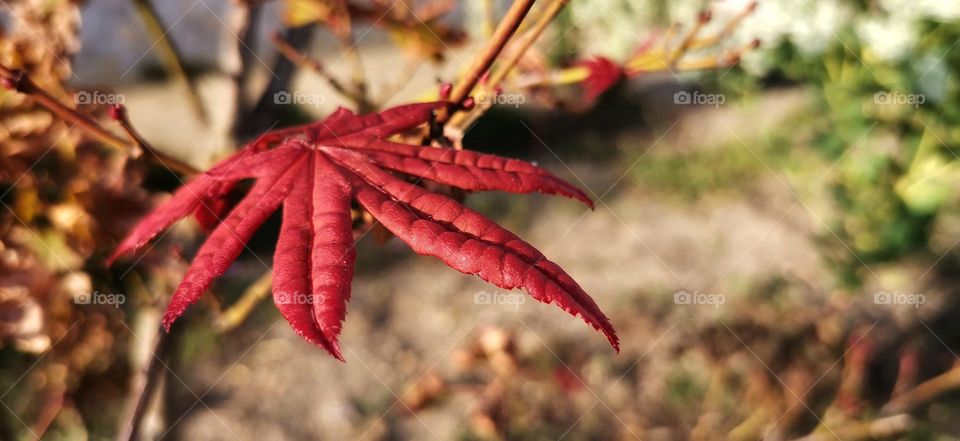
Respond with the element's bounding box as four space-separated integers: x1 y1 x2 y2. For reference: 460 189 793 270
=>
340 36 374 112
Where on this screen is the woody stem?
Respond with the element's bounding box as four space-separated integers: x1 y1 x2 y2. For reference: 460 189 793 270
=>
0 64 198 175
436 0 536 124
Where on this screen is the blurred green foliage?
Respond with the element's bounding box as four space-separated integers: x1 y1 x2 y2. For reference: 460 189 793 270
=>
713 20 960 284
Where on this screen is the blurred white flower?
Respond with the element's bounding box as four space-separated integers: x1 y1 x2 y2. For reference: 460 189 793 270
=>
880 0 960 22
918 0 960 21
563 0 956 73
857 15 918 62
727 0 850 71
737 1 792 48
569 0 657 59
667 0 704 23
788 1 852 56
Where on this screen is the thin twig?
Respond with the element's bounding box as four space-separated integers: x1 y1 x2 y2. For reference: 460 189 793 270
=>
1 65 127 149
375 58 422 107
689 0 757 50
790 414 912 441
435 0 537 125
660 22 679 52
882 362 960 415
329 3 374 112
130 0 209 124
486 0 563 89
214 270 273 332
269 32 358 103
451 0 567 129
235 25 316 141
0 64 198 174
116 324 172 441
340 39 374 112
109 105 197 175
30 386 65 439
508 6 759 90
667 10 711 67
229 0 262 139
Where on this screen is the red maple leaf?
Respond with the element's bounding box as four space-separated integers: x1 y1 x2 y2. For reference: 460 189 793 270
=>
578 56 623 102
109 102 619 360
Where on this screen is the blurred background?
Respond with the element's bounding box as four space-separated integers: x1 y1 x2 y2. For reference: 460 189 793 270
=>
2 0 960 439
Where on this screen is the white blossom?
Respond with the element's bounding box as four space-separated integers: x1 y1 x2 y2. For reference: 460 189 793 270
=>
857 15 918 63
564 0 958 72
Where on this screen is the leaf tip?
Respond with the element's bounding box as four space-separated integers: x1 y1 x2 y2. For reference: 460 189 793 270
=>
105 252 121 267
607 331 621 353
106 245 136 266
310 332 345 361
330 344 346 362
568 188 595 210
591 315 619 352
162 305 187 332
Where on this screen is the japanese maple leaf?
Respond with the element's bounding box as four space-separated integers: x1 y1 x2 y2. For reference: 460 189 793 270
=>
578 56 623 102
109 102 619 360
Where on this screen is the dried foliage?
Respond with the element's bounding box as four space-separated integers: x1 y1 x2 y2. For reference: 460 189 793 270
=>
0 2 166 438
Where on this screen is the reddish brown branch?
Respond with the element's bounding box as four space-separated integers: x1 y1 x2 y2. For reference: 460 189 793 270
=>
1 65 129 149
882 363 960 415
451 0 567 129
436 0 536 124
130 0 209 123
269 31 357 103
110 105 197 175
487 0 566 90
30 386 65 439
116 324 172 441
0 64 198 175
